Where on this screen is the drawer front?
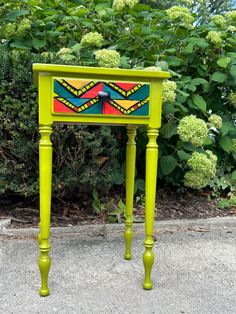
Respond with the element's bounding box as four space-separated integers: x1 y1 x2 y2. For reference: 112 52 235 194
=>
53 78 150 116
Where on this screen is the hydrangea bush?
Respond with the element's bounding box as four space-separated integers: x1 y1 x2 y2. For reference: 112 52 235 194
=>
0 0 235 197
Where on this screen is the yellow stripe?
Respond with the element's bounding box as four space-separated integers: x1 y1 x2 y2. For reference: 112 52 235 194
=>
57 97 77 110
109 97 149 114
60 80 96 97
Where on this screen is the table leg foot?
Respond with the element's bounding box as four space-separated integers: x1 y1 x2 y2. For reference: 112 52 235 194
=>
39 241 51 297
124 222 133 260
143 239 154 290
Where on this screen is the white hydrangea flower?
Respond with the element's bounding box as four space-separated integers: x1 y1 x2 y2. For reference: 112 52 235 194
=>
3 23 16 39
56 48 75 61
113 0 139 11
227 25 236 32
208 114 222 129
162 80 177 103
56 48 73 56
95 49 120 68
184 151 217 189
41 52 54 58
17 19 31 36
166 6 194 28
81 32 104 48
228 92 236 108
211 15 226 28
206 31 223 46
144 66 161 71
177 115 209 147
226 11 236 23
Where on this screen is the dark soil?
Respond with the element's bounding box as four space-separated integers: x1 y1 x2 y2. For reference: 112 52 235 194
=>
0 188 235 229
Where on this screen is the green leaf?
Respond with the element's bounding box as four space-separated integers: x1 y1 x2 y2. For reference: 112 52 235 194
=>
45 21 55 30
10 40 31 49
192 94 207 111
72 43 82 54
141 26 152 35
95 1 112 12
160 156 177 176
217 198 230 209
135 179 145 192
92 188 99 200
177 150 190 160
6 9 29 21
155 60 169 71
32 38 46 49
160 122 177 139
231 170 236 181
217 57 231 68
164 56 182 67
226 52 236 58
175 103 189 114
230 65 236 77
186 83 196 92
163 103 179 115
188 37 209 48
203 137 212 145
177 90 189 97
191 78 209 86
107 215 118 223
120 56 130 69
211 71 227 83
183 43 194 54
183 143 202 152
219 136 232 153
221 121 235 136
132 4 152 11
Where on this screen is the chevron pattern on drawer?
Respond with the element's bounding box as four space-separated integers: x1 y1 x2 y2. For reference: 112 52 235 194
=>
53 78 150 116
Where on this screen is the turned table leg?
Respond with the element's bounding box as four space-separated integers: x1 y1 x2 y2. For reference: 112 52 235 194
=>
38 125 53 297
124 126 137 260
143 128 158 290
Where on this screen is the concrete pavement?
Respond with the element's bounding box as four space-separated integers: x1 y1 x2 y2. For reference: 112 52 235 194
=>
0 217 236 314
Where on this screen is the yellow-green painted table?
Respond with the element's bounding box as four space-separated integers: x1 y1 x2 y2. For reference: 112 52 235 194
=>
33 63 170 296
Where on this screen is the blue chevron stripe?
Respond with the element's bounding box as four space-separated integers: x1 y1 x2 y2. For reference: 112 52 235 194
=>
58 97 93 108
54 80 75 98
103 84 125 100
130 103 149 116
80 102 103 114
128 85 150 100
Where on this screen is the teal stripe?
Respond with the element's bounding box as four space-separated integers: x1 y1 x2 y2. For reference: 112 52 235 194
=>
130 103 149 116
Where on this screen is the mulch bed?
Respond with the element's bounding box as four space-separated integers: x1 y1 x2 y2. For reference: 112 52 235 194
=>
0 188 235 229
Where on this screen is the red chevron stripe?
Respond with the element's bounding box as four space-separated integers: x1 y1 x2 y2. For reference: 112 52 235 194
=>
54 98 76 113
102 102 123 115
114 82 137 91
80 83 103 98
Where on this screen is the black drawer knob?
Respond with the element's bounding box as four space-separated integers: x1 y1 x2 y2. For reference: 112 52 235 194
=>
98 91 110 102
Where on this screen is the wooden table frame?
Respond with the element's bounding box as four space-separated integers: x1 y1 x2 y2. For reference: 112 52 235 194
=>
33 63 170 296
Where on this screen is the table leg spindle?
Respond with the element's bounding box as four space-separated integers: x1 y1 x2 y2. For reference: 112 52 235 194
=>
38 125 53 297
124 126 137 260
143 128 158 290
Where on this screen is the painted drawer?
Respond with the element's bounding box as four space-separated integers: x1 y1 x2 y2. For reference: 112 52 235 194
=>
53 78 150 116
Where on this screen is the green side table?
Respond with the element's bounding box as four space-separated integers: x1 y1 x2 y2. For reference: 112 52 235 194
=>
33 63 170 296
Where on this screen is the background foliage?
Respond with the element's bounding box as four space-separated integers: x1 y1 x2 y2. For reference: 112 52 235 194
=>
0 0 235 201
